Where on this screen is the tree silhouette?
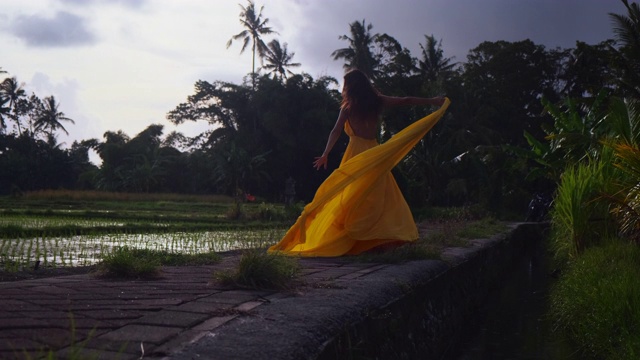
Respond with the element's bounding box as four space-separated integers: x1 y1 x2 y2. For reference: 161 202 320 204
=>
419 35 456 83
609 0 640 97
0 77 26 135
226 0 277 89
34 96 75 137
262 40 301 80
331 20 378 78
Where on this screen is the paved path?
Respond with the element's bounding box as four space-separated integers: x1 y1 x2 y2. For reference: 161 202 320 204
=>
0 255 391 360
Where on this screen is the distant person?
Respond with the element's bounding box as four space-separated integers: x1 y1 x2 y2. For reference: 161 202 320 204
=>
269 68 449 256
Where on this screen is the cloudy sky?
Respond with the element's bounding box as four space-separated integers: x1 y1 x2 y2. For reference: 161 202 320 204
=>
1 0 627 161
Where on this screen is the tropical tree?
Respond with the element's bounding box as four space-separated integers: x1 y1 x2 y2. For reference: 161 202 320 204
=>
558 41 618 98
34 96 75 137
0 77 26 135
262 40 301 80
609 0 640 98
331 20 378 78
0 97 9 132
463 40 558 146
226 0 277 89
418 35 456 83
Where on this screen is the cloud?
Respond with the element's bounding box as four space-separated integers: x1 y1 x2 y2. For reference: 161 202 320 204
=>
10 11 97 47
58 0 146 10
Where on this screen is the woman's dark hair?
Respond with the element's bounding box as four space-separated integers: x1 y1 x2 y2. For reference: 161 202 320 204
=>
340 69 382 117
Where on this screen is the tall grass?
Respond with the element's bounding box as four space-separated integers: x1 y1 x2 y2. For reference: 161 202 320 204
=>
550 241 640 359
549 153 618 262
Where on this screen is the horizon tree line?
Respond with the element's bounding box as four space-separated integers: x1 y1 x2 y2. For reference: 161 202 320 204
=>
0 0 638 217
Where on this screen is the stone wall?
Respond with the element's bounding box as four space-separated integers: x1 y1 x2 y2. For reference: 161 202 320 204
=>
317 222 547 359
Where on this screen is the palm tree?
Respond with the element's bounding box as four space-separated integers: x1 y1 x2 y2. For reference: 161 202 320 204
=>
34 96 75 137
0 77 26 135
609 0 640 97
0 97 9 132
226 0 277 89
331 20 378 78
419 35 456 83
262 40 301 80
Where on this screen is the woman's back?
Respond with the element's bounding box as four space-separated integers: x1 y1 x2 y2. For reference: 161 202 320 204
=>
347 112 379 139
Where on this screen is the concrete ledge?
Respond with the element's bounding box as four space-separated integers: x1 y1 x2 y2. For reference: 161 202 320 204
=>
171 222 546 360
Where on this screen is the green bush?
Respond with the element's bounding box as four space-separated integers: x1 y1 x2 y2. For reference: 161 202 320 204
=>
550 241 640 359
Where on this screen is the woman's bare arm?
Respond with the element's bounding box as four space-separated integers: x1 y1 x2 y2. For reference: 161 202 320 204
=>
380 95 446 108
313 108 348 170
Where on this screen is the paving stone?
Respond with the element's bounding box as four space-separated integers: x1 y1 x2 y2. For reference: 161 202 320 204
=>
98 324 182 344
133 310 210 328
235 300 264 312
0 318 52 329
9 327 92 348
190 315 237 331
170 301 231 314
28 285 81 295
0 336 46 352
56 346 138 360
74 309 147 320
0 311 23 319
80 336 151 355
131 298 184 306
196 291 266 305
17 310 73 319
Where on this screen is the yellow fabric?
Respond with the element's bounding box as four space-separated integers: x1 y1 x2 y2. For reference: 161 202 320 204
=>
268 98 451 257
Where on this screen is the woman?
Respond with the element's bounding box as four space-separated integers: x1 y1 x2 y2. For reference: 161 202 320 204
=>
269 69 450 257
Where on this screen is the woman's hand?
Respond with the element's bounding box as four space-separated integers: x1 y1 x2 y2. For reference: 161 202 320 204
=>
313 155 328 170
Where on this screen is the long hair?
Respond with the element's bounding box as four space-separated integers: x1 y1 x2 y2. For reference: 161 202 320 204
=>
340 69 382 118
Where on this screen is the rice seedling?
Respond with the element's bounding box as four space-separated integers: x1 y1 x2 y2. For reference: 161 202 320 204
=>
0 228 286 271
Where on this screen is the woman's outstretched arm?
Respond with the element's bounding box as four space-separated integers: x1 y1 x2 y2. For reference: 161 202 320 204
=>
381 95 446 108
313 108 348 170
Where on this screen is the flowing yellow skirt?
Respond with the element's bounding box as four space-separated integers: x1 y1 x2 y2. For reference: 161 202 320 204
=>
268 98 451 257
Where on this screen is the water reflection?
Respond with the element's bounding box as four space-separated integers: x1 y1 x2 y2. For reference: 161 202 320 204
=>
0 229 286 268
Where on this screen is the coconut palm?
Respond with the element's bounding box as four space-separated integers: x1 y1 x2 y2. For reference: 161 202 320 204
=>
331 20 378 78
609 0 640 97
0 77 26 135
0 97 9 132
226 0 277 89
419 35 456 83
34 96 75 137
262 40 301 80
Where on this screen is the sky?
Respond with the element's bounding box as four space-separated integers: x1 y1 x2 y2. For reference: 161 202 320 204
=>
0 0 627 163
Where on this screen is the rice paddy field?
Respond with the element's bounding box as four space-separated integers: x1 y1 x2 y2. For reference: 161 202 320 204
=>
0 191 293 271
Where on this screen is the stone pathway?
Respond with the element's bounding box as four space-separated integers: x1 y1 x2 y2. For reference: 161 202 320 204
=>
0 256 390 360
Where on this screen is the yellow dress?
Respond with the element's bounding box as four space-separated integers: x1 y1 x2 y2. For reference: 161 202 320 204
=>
268 98 451 257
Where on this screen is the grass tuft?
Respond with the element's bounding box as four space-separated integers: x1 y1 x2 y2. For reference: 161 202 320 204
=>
550 240 640 359
96 246 161 278
215 249 300 290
